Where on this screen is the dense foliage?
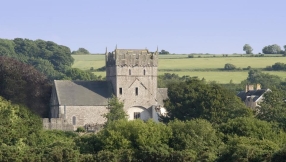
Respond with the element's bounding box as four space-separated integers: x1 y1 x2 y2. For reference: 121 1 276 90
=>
157 73 193 88
243 44 253 54
1 75 286 161
262 44 284 54
245 69 283 89
72 47 90 55
103 96 127 126
159 49 170 54
271 62 286 71
0 56 51 117
163 78 252 123
0 97 81 161
0 38 100 80
224 63 236 70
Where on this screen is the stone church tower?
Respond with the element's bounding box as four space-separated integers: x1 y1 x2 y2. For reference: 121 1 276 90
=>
105 47 161 120
44 47 167 131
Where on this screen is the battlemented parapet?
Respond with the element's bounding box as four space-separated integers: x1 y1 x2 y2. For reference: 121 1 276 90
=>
106 48 158 67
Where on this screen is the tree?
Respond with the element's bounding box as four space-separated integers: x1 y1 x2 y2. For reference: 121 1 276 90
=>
159 49 170 55
217 137 279 162
96 119 172 160
104 96 127 125
65 68 98 80
168 119 222 161
0 38 104 81
243 44 253 54
246 69 282 88
271 62 286 71
219 117 286 143
163 78 252 123
224 63 236 70
0 56 51 117
256 89 286 129
262 44 283 54
72 48 90 55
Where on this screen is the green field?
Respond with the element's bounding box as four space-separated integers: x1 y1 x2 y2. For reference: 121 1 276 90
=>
72 54 286 83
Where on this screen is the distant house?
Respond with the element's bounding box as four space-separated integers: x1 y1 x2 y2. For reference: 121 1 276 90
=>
43 48 168 131
237 84 270 109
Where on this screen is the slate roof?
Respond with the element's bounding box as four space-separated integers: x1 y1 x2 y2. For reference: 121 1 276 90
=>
237 89 268 102
54 80 112 106
157 88 168 105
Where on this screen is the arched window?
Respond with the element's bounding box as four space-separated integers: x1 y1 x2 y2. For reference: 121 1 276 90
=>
129 69 131 75
72 116 76 125
143 69 146 75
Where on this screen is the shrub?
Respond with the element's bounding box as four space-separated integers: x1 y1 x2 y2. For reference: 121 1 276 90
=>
76 127 86 133
224 63 236 70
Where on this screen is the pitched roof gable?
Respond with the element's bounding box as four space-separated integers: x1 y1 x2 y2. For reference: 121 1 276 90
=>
157 88 168 105
54 80 112 106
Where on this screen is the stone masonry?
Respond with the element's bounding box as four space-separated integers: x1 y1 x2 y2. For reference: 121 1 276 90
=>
106 48 159 111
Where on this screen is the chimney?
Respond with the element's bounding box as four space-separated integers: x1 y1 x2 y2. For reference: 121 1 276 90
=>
256 84 261 90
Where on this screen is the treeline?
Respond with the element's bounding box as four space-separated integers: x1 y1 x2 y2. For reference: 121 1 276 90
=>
262 44 286 54
158 69 286 95
0 38 101 81
223 62 286 72
71 47 90 55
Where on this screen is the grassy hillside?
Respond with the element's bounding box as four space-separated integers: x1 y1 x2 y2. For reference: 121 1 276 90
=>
72 54 286 83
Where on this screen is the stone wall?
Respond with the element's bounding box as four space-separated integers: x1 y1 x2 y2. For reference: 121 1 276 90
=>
43 118 74 131
43 118 105 132
58 106 108 127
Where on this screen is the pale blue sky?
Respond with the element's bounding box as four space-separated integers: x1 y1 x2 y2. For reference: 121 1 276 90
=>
0 0 285 54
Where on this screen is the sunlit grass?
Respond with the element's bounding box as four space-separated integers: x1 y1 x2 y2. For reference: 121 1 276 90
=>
73 54 286 83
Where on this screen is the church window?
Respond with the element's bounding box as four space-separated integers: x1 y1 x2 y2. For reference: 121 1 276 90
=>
72 116 76 125
134 112 140 119
129 69 131 75
143 69 146 75
119 87 122 95
135 87 138 96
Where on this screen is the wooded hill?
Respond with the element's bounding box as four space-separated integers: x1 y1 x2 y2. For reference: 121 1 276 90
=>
1 38 286 161
0 38 101 81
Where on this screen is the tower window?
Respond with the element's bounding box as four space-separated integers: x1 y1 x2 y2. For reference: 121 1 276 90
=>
119 88 122 95
72 116 76 125
134 112 140 119
129 69 131 75
143 69 146 75
135 87 138 96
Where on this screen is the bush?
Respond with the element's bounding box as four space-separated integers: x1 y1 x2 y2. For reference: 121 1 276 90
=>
224 63 236 70
76 127 86 133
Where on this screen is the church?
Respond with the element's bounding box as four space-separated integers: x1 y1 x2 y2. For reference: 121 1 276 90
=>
43 47 168 131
